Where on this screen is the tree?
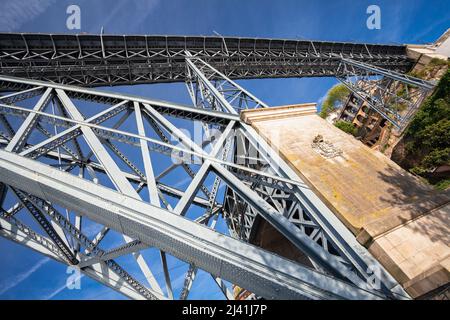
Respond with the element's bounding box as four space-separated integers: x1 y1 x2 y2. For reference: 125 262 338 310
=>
334 120 357 136
403 69 450 188
319 83 350 118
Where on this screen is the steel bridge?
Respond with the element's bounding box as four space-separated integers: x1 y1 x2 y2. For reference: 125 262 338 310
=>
0 33 435 300
0 33 414 86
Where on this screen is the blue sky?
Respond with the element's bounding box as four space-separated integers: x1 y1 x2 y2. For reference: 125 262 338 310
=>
0 0 449 300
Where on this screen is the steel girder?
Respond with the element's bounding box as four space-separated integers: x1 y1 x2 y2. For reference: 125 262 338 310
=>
0 149 383 300
0 75 391 300
335 58 435 130
0 75 239 125
0 34 423 298
0 33 413 87
0 216 161 300
184 57 410 299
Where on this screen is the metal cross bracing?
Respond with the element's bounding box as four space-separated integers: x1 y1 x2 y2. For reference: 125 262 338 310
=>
335 58 435 130
0 74 396 300
0 33 432 131
0 34 428 300
0 33 414 87
184 58 413 300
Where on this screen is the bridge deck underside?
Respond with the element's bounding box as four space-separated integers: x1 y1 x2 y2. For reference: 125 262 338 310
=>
0 33 413 87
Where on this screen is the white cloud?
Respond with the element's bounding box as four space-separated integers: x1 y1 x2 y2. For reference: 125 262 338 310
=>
0 0 55 32
131 0 160 29
0 257 50 295
410 16 450 43
317 93 327 106
44 273 84 300
91 0 160 33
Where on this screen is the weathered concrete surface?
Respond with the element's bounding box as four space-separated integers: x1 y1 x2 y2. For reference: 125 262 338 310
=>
241 104 450 298
368 205 449 297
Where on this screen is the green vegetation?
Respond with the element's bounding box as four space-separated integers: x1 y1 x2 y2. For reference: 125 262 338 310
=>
319 83 350 118
435 179 450 191
407 58 449 79
404 69 450 188
392 84 410 112
381 142 390 153
334 120 357 136
429 57 449 67
408 69 428 79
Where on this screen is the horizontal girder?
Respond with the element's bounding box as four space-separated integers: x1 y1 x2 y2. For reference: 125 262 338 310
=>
0 33 414 87
0 75 239 126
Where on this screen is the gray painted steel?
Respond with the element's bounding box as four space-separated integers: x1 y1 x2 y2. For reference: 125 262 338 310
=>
0 33 413 87
0 34 425 300
0 149 383 300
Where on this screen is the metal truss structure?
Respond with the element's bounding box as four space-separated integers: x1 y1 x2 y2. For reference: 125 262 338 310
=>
0 73 395 300
0 33 413 87
0 33 434 300
0 33 433 130
336 58 435 130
